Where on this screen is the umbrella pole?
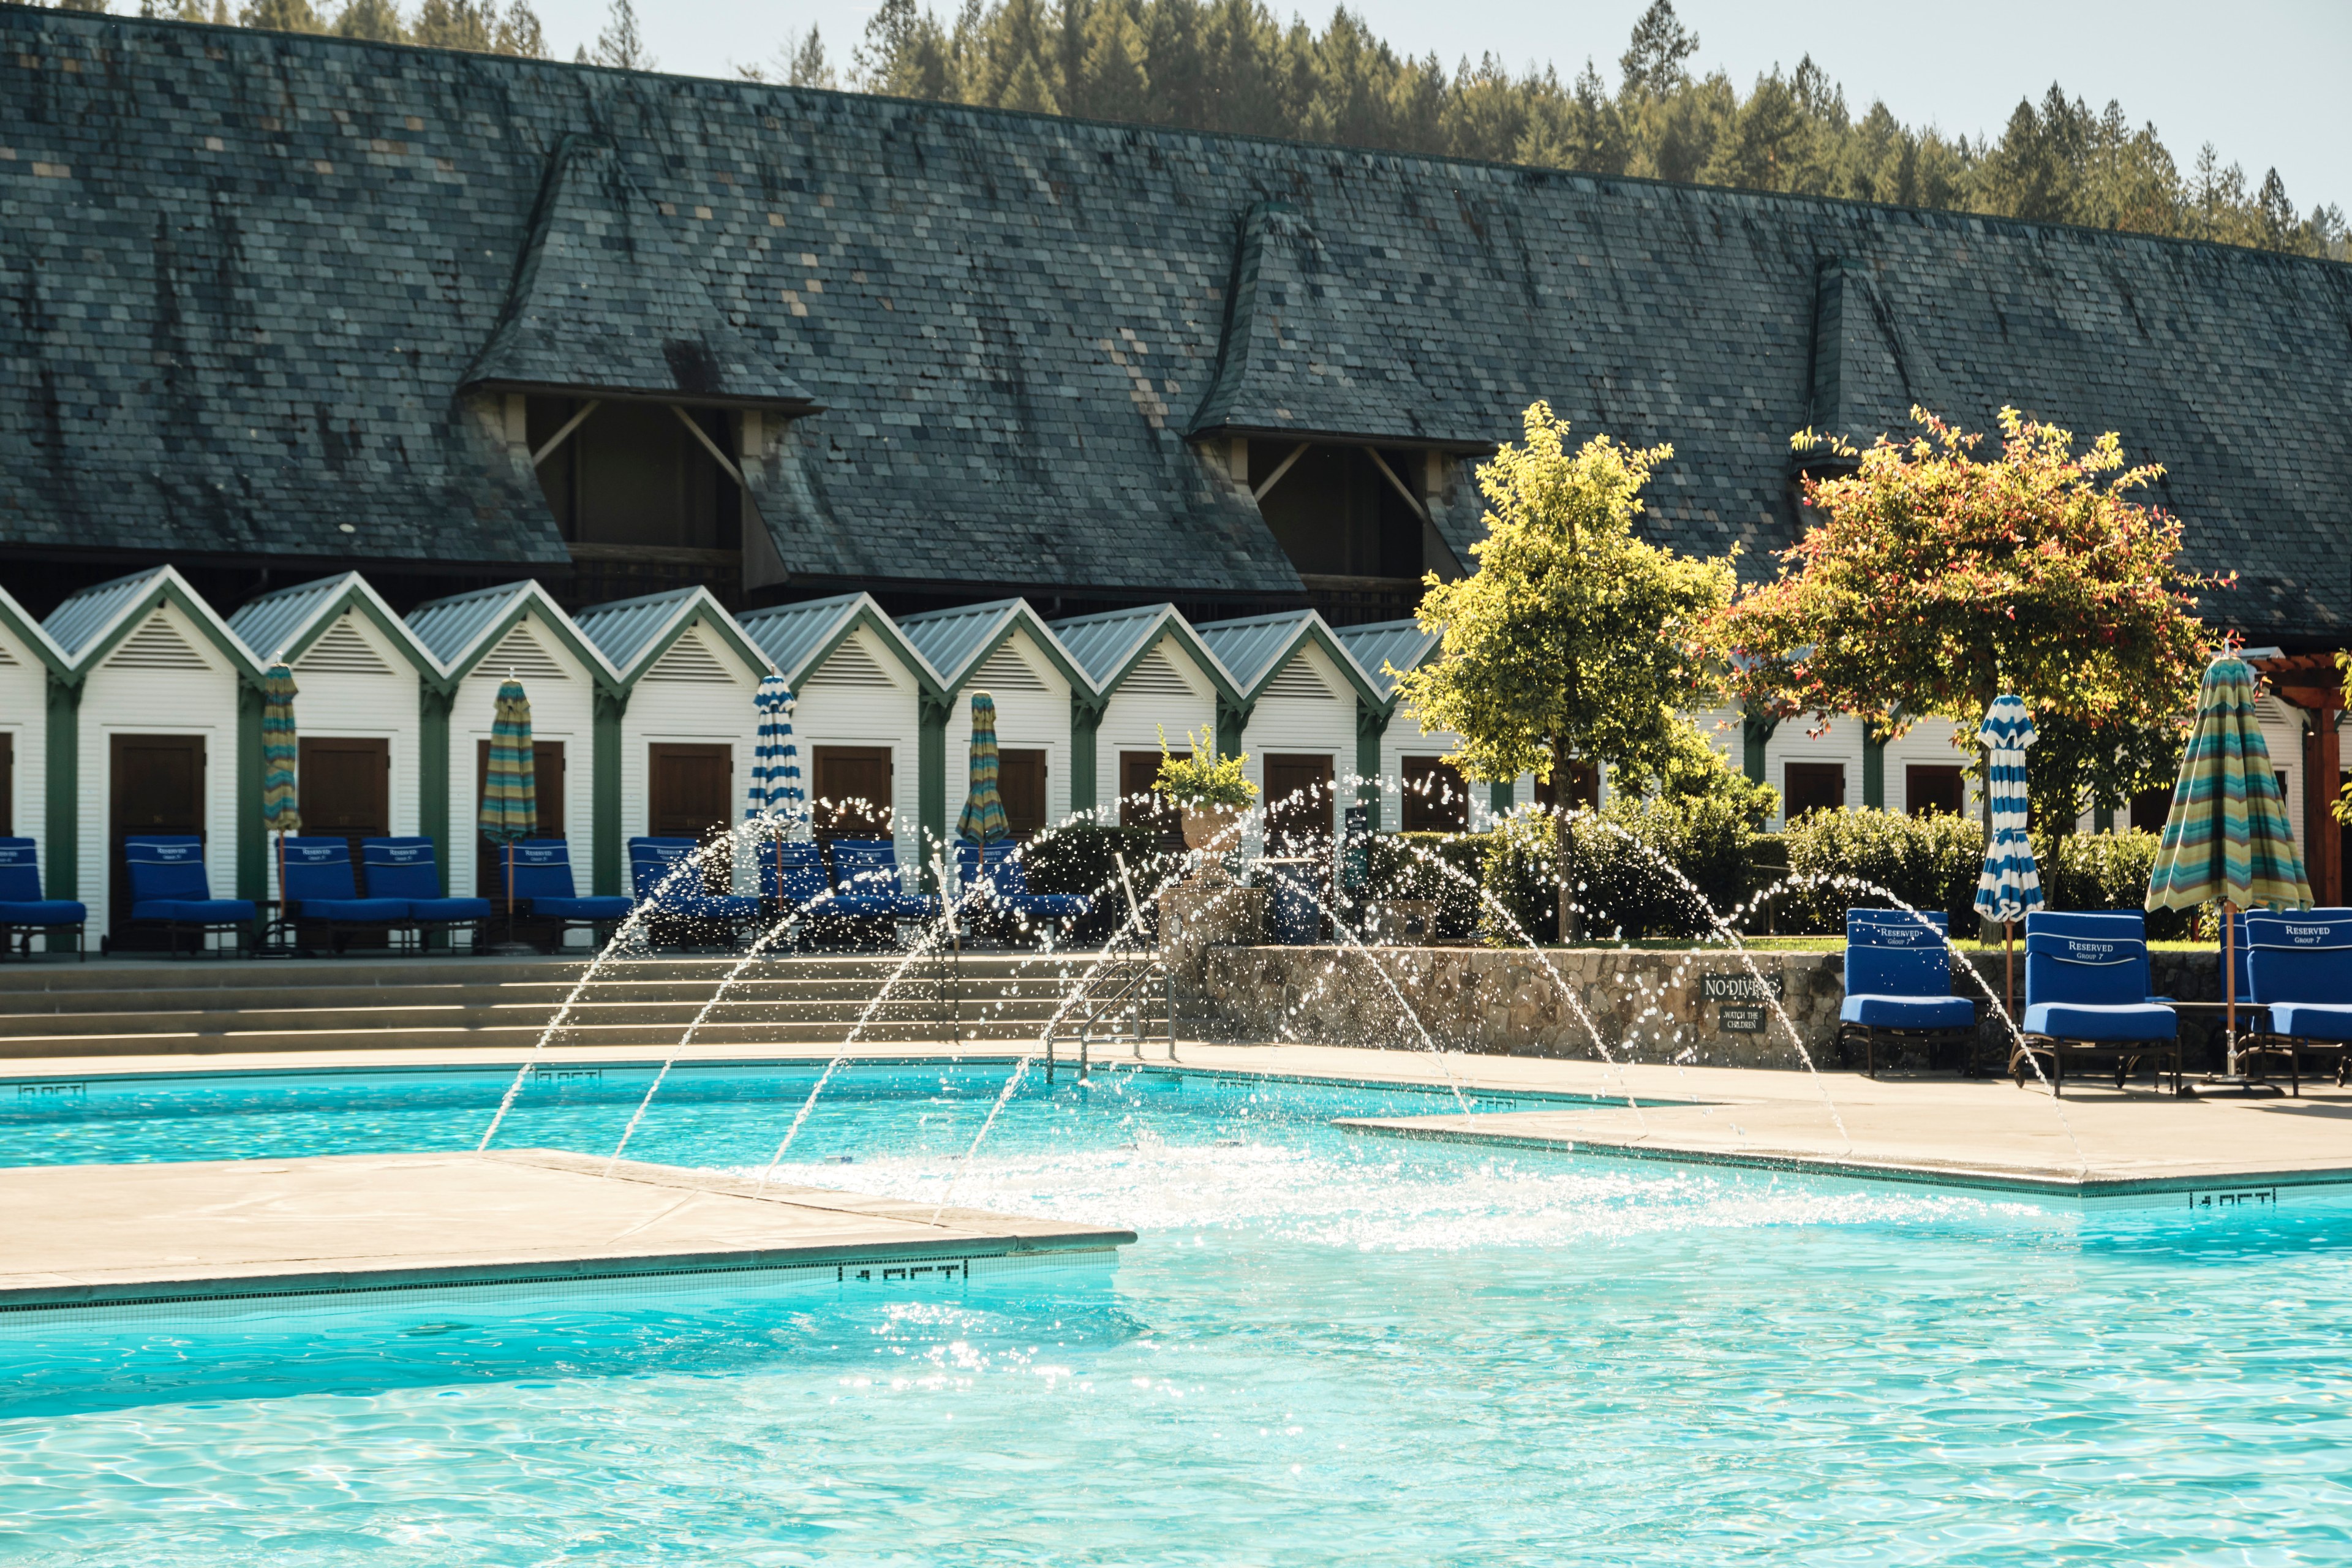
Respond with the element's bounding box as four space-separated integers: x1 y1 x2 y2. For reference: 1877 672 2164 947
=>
2004 921 2015 1024
2223 898 2237 1076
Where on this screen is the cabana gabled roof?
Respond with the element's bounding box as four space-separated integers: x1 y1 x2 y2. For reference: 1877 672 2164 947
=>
572 586 767 685
897 598 1092 698
43 565 262 684
0 583 71 679
734 592 941 693
227 572 445 678
405 580 619 688
1195 608 1384 709
1049 603 1240 706
1332 619 1439 703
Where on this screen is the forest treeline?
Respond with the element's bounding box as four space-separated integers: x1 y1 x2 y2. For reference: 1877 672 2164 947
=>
816 0 2346 260
56 0 2347 260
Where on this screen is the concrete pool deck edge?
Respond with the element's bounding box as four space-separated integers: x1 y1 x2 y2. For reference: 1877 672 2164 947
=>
0 1150 1136 1315
1331 1116 2352 1204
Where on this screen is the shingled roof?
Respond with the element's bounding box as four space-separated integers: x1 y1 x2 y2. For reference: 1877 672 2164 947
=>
4 9 2349 638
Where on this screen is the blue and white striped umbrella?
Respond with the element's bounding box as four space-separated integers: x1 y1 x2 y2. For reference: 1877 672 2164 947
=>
748 673 803 834
1973 693 2044 925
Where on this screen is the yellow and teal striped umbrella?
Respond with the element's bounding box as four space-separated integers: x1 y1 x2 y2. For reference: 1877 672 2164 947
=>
954 691 1010 845
479 677 538 846
2146 653 2311 913
260 662 301 834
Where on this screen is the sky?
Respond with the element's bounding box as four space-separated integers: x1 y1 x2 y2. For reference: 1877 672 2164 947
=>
536 0 2352 212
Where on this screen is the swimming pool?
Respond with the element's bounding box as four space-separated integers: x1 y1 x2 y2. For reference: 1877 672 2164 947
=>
3 1062 2347 1565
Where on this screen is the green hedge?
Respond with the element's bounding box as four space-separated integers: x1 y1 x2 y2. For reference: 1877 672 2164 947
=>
1780 808 1984 934
1022 823 1176 940
1363 831 1488 938
1364 811 2182 945
1477 794 1758 942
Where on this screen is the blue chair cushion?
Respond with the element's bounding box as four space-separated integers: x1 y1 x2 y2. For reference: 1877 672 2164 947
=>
830 892 938 920
407 897 492 922
656 895 763 921
294 897 409 922
1839 993 1975 1028
132 898 255 924
0 900 85 926
2023 1001 2177 1042
533 895 634 921
1009 893 1091 919
2269 1003 2352 1041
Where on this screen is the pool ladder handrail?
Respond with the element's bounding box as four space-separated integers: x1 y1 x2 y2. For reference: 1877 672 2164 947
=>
1046 853 1175 1083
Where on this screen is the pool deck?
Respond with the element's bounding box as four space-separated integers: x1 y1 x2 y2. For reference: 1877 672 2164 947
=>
7 1036 2350 1207
0 1149 1135 1316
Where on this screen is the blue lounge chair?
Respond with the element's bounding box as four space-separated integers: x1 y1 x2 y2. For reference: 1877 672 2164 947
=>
628 837 763 948
508 839 633 946
1836 909 1975 1077
2243 912 2352 1095
827 840 940 926
956 841 1092 944
124 835 256 957
755 840 831 949
0 839 85 960
279 837 410 954
363 838 493 949
2016 910 2182 1095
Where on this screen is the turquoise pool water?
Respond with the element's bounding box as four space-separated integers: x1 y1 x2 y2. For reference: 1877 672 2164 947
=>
2 1063 2348 1566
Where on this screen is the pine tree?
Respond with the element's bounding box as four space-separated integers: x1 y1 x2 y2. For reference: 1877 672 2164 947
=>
334 0 402 42
241 0 323 31
787 25 835 88
1617 0 1697 99
590 0 651 71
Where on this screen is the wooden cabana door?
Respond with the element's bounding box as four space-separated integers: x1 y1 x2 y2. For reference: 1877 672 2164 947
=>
109 733 204 944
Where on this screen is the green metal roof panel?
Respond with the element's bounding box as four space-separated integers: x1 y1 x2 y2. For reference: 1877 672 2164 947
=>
898 601 1023 688
735 594 865 683
571 587 701 677
1047 605 1171 688
404 583 537 668
1333 619 1439 698
1195 609 1319 695
43 568 170 660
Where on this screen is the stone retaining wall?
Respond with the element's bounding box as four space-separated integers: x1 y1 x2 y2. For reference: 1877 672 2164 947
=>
1183 944 2233 1072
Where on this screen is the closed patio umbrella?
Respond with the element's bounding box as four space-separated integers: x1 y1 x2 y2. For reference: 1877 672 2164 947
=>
956 691 1011 848
2147 651 2312 1074
261 659 301 937
1974 694 2044 1019
747 671 800 892
480 676 537 939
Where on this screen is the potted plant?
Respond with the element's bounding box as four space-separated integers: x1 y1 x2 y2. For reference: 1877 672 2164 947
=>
1153 726 1257 853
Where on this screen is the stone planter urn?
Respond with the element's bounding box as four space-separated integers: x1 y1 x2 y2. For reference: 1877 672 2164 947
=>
1181 805 1245 853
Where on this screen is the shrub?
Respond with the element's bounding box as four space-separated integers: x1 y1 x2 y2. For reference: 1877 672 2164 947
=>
1476 794 1758 943
1151 726 1256 809
2034 827 2188 938
1365 831 1488 939
1781 808 1983 935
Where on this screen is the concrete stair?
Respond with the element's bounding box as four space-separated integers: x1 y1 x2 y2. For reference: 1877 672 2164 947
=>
0 950 1144 1058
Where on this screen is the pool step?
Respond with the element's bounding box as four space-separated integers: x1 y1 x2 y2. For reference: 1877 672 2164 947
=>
0 952 1167 1059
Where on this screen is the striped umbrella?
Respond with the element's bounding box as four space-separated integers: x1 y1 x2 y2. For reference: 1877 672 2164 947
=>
1974 694 2043 1019
954 691 1010 846
2147 652 2312 1066
747 672 802 832
260 660 301 914
480 676 537 916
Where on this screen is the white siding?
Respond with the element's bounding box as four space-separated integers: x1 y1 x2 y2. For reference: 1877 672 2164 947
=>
946 628 1070 845
1095 635 1215 823
0 622 48 943
1240 643 1357 875
78 603 243 943
792 624 922 869
448 613 596 897
1377 703 1511 832
620 620 760 841
283 611 423 902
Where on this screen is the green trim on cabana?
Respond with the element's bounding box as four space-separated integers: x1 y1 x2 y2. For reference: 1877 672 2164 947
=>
43 676 78 900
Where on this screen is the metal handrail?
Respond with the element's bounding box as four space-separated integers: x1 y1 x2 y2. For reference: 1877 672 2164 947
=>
1045 944 1174 1082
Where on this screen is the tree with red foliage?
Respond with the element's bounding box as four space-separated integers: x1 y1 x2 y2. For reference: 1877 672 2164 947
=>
1702 407 2222 825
